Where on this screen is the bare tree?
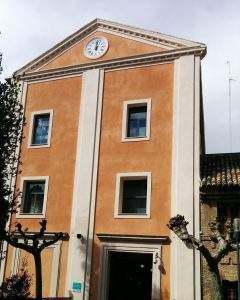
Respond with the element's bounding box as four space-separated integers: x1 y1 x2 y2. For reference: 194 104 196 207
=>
4 220 66 299
167 214 237 300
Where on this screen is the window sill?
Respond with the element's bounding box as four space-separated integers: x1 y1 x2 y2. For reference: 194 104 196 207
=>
121 136 150 143
28 144 51 149
114 213 150 219
16 213 45 219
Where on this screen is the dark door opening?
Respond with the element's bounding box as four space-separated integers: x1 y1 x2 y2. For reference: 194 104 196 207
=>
107 251 152 300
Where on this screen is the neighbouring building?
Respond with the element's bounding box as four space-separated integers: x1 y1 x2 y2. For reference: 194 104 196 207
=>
200 153 240 300
0 19 206 299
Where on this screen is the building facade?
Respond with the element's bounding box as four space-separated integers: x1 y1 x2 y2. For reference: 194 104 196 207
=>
1 19 206 299
201 153 240 300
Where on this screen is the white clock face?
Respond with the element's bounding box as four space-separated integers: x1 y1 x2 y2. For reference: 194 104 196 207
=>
84 37 109 59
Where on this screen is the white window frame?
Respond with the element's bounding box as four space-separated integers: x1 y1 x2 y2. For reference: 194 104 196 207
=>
16 176 49 219
114 172 151 218
98 242 161 300
122 99 151 142
28 109 54 148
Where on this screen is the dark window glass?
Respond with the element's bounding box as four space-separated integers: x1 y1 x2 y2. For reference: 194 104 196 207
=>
222 280 237 300
32 114 50 145
122 179 147 214
218 204 240 223
22 181 45 214
127 106 147 138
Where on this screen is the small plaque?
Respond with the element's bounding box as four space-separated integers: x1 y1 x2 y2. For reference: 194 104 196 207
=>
72 281 82 293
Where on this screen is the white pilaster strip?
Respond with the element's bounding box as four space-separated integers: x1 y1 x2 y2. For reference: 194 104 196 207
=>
66 69 104 300
193 56 201 300
50 241 62 297
171 55 196 300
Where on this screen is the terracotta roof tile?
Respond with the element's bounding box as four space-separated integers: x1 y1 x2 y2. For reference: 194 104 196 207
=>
200 153 240 190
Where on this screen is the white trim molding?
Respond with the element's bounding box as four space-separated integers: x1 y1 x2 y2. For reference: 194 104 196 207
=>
98 241 161 300
114 172 151 219
121 98 151 142
11 240 62 297
18 47 206 83
65 69 104 300
193 55 202 300
170 55 201 300
97 233 169 243
16 176 49 219
28 109 54 148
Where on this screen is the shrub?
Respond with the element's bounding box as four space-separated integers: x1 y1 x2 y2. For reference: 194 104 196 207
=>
0 258 31 299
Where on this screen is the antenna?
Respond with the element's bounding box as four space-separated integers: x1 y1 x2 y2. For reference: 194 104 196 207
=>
226 61 233 152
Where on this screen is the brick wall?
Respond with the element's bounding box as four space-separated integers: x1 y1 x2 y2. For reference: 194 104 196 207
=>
200 202 238 299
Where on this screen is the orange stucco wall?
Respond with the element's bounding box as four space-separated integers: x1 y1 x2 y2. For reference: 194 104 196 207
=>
39 31 164 71
5 76 82 296
90 63 173 299
14 76 81 231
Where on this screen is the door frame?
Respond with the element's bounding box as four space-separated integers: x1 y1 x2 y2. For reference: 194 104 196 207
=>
98 242 162 300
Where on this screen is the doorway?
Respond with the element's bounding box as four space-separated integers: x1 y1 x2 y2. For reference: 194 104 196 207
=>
99 242 161 300
107 251 152 300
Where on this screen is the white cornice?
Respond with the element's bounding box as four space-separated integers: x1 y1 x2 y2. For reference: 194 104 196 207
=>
14 18 206 76
97 19 205 48
19 46 206 82
97 233 170 243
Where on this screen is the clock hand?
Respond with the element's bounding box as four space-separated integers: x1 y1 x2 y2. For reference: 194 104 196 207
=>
95 40 99 51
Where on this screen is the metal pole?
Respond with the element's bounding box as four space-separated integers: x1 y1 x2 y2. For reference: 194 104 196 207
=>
227 61 233 152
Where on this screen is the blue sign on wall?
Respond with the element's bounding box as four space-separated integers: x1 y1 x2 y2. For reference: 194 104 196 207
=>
72 281 82 293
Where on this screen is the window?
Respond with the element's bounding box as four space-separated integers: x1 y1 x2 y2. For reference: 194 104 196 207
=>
22 181 45 214
28 110 53 148
114 172 151 218
32 114 49 145
222 280 237 300
218 203 240 223
122 179 147 214
17 176 49 218
122 99 151 142
127 106 147 138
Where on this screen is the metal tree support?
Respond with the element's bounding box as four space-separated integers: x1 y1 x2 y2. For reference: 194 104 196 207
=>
233 218 240 300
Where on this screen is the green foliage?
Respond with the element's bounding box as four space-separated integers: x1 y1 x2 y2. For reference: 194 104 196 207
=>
0 78 23 235
0 257 31 299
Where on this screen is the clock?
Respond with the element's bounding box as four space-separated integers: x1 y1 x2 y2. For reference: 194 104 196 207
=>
84 37 109 59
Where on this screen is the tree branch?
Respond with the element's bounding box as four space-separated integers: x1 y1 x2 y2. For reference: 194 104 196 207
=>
208 218 232 262
167 215 215 263
38 233 63 252
4 234 33 254
189 236 214 262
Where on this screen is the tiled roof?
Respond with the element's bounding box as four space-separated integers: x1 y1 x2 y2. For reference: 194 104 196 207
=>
200 153 240 190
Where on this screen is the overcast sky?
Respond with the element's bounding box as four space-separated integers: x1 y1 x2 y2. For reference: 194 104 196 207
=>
1 0 240 154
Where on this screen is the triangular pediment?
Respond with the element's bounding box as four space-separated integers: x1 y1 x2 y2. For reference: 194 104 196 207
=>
15 19 206 75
